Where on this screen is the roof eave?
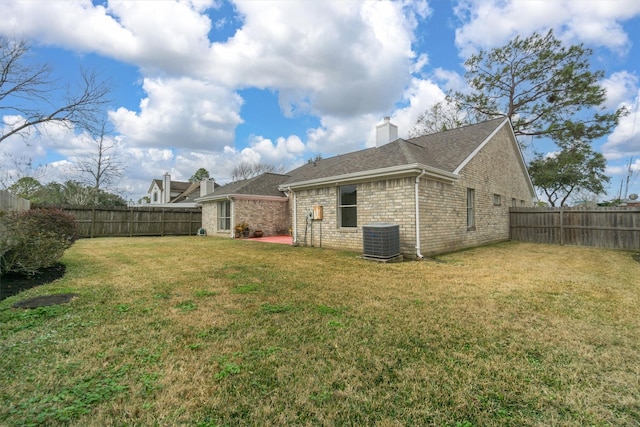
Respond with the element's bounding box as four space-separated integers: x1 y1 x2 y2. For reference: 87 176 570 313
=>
195 193 288 203
279 163 457 191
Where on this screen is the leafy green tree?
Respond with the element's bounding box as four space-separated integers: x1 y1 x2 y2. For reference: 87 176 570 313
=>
459 29 624 141
95 190 127 207
36 182 66 206
189 167 210 182
413 30 624 146
529 138 609 207
8 177 42 200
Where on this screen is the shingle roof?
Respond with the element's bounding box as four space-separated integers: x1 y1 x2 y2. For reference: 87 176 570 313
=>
170 181 200 203
203 173 290 199
283 118 507 186
170 181 192 192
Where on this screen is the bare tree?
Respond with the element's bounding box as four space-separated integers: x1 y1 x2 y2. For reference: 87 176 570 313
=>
0 152 48 189
231 161 281 181
0 37 112 144
69 118 126 204
62 180 97 206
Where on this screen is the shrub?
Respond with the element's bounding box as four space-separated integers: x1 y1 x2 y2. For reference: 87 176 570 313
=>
0 208 78 275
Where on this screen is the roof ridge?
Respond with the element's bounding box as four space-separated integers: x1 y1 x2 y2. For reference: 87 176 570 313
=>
396 139 419 164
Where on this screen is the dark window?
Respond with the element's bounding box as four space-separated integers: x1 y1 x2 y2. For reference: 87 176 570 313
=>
467 188 475 230
339 184 357 228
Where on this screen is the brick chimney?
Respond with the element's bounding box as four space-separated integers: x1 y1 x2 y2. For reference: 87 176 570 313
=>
200 178 215 197
376 116 398 147
162 172 171 203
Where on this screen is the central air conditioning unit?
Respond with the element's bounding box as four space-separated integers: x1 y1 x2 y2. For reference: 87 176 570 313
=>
362 223 400 259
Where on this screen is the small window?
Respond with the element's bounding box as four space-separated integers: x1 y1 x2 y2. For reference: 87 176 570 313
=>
511 198 517 207
467 188 475 230
339 184 357 228
493 194 502 206
520 200 525 206
217 200 231 230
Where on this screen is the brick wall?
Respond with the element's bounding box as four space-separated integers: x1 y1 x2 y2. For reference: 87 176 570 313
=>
292 177 415 253
234 198 289 236
201 201 226 236
419 125 534 256
201 197 289 237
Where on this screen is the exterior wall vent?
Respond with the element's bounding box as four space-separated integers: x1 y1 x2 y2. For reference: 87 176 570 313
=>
362 223 400 259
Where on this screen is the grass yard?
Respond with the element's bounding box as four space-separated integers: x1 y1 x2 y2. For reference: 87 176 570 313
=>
1 237 639 426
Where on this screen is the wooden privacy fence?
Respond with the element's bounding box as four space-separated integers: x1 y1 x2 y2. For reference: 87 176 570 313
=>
65 207 202 238
510 207 640 250
0 190 30 212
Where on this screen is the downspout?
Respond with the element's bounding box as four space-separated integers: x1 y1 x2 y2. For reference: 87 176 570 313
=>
415 170 427 259
288 187 297 244
228 195 234 239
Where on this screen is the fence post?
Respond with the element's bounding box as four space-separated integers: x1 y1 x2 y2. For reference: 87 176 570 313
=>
90 208 96 238
559 207 564 246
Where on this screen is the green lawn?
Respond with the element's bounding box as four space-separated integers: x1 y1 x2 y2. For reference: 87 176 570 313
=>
1 237 639 426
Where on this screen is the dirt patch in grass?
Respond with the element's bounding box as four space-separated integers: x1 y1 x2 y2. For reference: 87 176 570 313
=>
12 293 79 309
0 263 66 302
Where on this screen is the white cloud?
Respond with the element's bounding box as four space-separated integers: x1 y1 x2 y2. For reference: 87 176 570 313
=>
243 134 305 165
0 0 218 75
453 0 640 56
601 71 639 109
205 1 421 117
602 88 640 161
109 77 243 151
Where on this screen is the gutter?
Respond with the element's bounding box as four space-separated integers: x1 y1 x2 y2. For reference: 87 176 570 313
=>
415 170 427 259
279 163 457 192
287 187 297 244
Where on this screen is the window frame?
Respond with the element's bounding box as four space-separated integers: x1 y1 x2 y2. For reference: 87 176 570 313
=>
467 188 475 230
217 200 231 231
338 184 358 228
493 193 502 206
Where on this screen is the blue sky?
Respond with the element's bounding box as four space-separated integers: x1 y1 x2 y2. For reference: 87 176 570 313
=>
1 0 639 203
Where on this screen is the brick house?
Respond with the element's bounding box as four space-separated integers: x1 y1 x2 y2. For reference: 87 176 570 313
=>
197 172 291 238
198 117 536 258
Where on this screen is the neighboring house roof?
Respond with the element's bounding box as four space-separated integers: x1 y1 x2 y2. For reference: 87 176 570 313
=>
170 181 192 193
148 179 163 194
147 179 191 194
281 118 530 191
170 181 200 203
196 173 290 203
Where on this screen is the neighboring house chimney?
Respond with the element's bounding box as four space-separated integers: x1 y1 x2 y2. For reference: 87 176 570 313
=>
163 172 171 204
200 178 215 197
376 116 398 147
